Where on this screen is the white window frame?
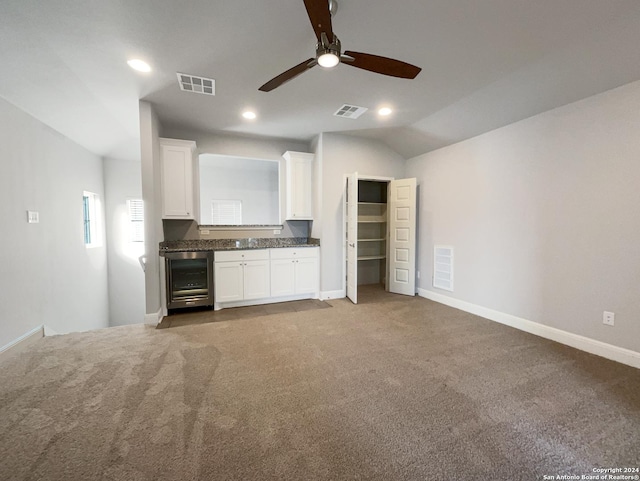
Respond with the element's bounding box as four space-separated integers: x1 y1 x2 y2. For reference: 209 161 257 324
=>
127 199 145 243
82 191 102 248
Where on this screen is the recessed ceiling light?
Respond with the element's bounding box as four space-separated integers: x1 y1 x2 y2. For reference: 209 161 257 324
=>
378 107 393 116
127 59 151 73
242 111 257 120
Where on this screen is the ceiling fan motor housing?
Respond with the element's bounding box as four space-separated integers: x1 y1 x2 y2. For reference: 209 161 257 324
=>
316 33 341 63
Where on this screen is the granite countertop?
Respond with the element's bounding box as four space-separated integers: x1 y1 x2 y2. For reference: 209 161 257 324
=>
159 237 319 254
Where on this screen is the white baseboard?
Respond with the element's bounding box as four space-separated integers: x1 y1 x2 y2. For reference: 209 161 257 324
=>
0 325 45 355
144 309 163 327
417 288 640 370
320 289 345 300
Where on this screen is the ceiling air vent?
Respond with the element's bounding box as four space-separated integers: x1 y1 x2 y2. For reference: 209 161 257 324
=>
333 104 368 119
176 73 215 95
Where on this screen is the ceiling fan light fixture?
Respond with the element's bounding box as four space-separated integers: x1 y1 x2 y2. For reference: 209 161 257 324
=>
318 52 340 68
316 33 341 69
258 0 421 91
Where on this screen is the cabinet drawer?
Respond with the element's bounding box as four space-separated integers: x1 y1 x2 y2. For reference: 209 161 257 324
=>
214 249 269 262
270 247 319 260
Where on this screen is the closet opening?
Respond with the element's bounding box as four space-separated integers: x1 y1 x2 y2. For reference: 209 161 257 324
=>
345 173 417 304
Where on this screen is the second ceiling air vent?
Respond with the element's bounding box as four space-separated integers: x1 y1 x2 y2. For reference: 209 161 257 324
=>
176 73 215 95
333 104 368 119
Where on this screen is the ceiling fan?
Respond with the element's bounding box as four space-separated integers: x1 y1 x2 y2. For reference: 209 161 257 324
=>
259 0 422 92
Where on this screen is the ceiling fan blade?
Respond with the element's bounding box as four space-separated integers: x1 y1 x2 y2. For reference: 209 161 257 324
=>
259 58 317 92
303 0 334 43
342 51 422 79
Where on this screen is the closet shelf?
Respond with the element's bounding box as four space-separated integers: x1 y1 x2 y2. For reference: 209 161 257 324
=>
358 238 386 242
357 255 387 261
358 202 387 205
357 220 387 223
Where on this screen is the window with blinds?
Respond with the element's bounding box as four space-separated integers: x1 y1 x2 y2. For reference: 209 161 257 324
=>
211 200 242 225
127 199 144 243
82 191 101 247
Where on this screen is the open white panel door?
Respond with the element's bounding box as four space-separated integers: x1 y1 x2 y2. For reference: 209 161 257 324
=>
388 178 416 296
346 173 358 304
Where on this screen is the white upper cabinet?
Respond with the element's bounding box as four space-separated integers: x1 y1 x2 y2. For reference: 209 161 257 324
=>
160 138 198 219
283 151 313 220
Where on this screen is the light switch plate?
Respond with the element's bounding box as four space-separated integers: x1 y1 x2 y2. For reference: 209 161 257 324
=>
27 211 39 223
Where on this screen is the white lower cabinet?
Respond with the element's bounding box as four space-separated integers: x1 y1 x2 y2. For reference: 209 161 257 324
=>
214 250 270 307
243 261 270 300
214 247 319 310
270 247 319 296
214 261 244 303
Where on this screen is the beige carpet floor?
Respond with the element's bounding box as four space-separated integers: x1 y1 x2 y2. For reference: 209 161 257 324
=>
158 298 332 329
1 286 639 480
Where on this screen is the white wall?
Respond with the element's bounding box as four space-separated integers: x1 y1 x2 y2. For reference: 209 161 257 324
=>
104 157 145 327
317 133 405 295
0 97 109 347
163 127 310 162
310 134 323 240
161 127 312 239
199 156 279 225
139 101 163 320
406 80 640 353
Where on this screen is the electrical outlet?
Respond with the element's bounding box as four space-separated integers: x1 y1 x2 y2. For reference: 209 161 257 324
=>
417 271 421 279
27 211 39 223
274 229 281 235
603 311 615 326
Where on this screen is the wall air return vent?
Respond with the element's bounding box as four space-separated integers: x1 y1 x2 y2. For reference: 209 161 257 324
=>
333 104 368 119
433 245 454 291
176 73 215 95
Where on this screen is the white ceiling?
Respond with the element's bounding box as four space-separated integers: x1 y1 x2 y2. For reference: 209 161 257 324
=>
1 0 639 161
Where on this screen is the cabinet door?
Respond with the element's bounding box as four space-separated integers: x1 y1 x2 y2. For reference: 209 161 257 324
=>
295 257 318 295
243 260 270 300
214 262 244 302
161 140 196 219
284 152 313 220
270 259 296 297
